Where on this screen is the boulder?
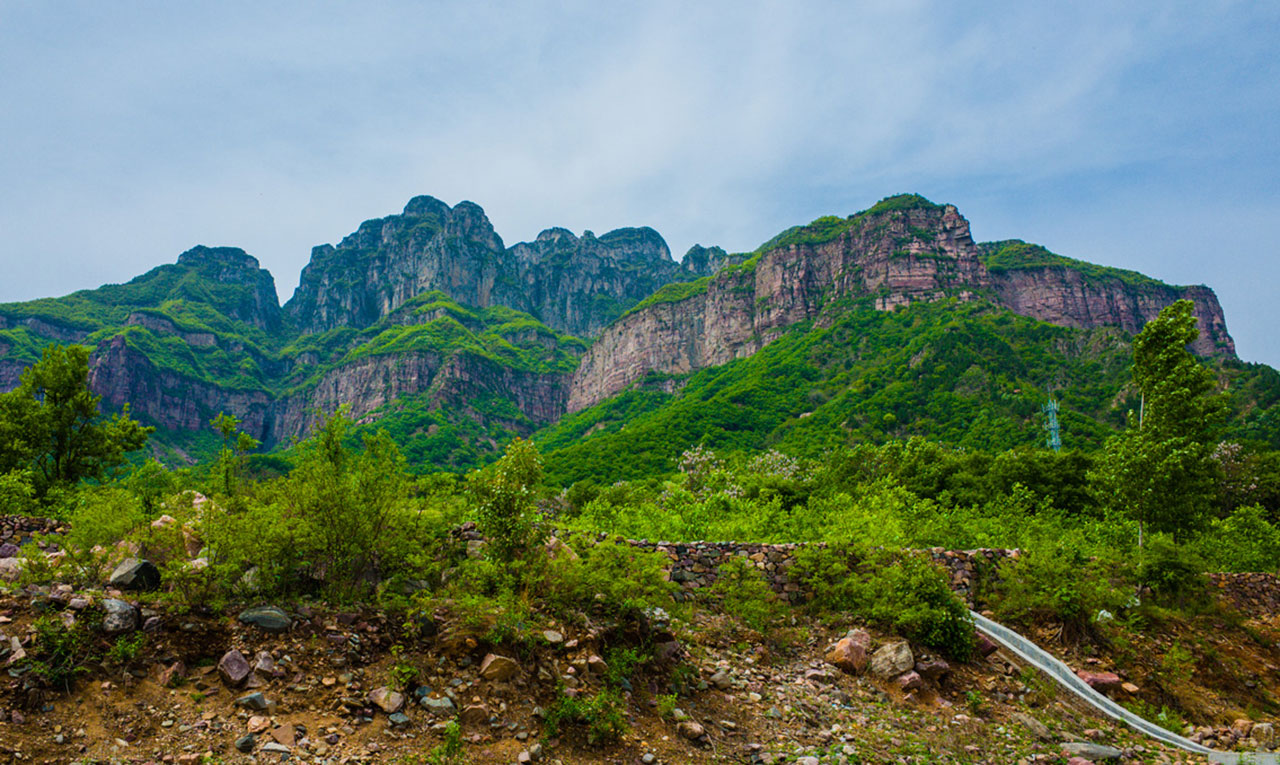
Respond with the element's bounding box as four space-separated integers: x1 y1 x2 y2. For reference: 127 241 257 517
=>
218 649 252 687
0 543 20 558
368 686 405 714
237 605 292 634
0 557 23 582
1076 670 1122 693
459 703 489 726
869 640 914 680
915 658 951 682
895 671 923 691
479 653 519 682
678 720 706 740
101 599 139 634
1253 722 1275 746
235 734 256 753
825 629 871 674
108 558 161 591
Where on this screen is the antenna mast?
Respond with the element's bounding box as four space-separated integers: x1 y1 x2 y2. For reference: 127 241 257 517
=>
1042 397 1062 452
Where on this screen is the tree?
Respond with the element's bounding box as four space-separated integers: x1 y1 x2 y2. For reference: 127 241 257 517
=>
1092 301 1226 546
468 438 544 562
211 412 259 499
0 344 151 501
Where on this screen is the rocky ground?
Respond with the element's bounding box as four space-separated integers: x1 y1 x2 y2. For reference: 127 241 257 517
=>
2 578 1266 765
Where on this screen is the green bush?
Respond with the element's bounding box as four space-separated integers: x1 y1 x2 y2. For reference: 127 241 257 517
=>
25 611 99 691
542 539 675 622
795 545 975 660
1136 535 1209 611
469 438 544 563
993 540 1134 641
708 556 788 634
543 687 628 745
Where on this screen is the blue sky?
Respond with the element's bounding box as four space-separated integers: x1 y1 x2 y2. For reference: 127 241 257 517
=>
1 1 1277 364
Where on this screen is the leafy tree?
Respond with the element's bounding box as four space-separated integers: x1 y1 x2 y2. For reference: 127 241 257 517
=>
1092 301 1226 545
211 411 259 499
0 344 151 501
284 408 409 597
468 438 544 562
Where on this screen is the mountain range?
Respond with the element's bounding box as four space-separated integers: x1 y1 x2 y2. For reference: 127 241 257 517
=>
1 193 1274 476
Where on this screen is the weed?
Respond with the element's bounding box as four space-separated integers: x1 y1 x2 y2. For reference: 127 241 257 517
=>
388 644 419 691
543 687 628 745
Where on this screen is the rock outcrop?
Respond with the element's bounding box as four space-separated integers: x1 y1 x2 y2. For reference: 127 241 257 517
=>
285 196 720 338
568 201 1236 411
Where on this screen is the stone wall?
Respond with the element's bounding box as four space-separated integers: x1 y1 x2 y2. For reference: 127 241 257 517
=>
584 533 1018 605
0 515 66 555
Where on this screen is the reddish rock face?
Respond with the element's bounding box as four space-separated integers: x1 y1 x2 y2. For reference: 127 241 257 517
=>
569 203 1235 412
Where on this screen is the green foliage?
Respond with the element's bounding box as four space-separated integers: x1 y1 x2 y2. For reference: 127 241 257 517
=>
542 539 676 622
1092 300 1227 544
106 632 146 665
1122 699 1187 733
0 344 151 500
211 412 259 501
979 240 1165 290
424 720 465 764
388 644 419 691
25 612 98 691
1191 504 1280 573
708 556 788 634
543 687 629 745
794 545 975 660
616 276 712 320
541 299 1132 487
993 540 1134 641
65 485 147 551
469 438 544 563
1135 535 1209 610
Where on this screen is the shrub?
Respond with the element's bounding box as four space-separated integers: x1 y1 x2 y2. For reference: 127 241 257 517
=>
1135 535 1209 611
469 438 544 563
25 612 98 692
708 556 788 634
993 540 1134 642
542 539 675 622
543 687 628 745
794 544 975 660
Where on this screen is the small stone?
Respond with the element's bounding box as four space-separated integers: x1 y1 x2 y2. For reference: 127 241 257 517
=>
869 641 914 679
825 629 871 674
248 716 271 733
237 605 292 634
1013 712 1052 741
101 598 139 634
218 649 251 687
479 653 519 682
459 703 489 726
422 696 456 715
542 629 564 644
895 670 923 690
1059 741 1123 761
388 712 410 727
709 669 732 690
368 686 405 714
1075 671 1122 693
234 734 255 753
678 720 706 740
235 692 270 711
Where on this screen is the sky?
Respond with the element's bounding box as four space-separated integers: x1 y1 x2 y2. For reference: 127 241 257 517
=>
1 1 1277 365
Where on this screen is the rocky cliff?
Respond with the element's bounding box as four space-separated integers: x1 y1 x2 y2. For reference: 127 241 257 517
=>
568 198 1236 412
0 192 1245 465
286 196 720 338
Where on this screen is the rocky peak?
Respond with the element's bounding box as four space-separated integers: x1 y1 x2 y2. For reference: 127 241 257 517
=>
171 246 281 330
681 245 745 277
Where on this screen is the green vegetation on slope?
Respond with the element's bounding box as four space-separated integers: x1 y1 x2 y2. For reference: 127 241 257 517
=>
757 193 943 251
979 239 1169 290
539 299 1137 486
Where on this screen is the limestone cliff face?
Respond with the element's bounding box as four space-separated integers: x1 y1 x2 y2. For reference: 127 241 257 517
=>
89 334 569 447
568 203 1236 412
988 269 1234 358
174 247 283 331
285 196 717 338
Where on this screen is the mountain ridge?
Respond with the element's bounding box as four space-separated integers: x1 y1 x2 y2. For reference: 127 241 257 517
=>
0 193 1254 468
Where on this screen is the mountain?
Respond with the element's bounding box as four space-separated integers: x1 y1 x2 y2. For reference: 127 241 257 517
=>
0 193 1268 470
285 195 725 338
567 195 1234 413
